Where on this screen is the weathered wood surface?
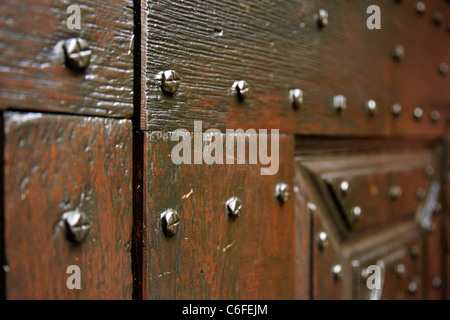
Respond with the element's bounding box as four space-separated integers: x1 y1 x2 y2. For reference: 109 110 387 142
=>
0 0 134 118
143 0 449 137
4 112 133 299
144 132 298 299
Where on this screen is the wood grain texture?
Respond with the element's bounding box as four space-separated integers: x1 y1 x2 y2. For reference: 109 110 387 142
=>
4 112 133 299
143 0 448 137
144 132 297 299
0 0 134 118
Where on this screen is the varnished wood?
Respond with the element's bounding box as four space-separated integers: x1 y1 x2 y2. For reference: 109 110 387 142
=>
144 132 297 299
4 112 133 299
142 0 448 137
0 0 134 118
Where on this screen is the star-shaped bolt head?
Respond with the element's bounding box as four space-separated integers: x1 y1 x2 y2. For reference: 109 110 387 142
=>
62 209 92 244
161 209 181 237
63 38 92 71
160 70 181 95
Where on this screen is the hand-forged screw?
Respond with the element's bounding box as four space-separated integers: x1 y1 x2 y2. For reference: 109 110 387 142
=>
63 38 92 70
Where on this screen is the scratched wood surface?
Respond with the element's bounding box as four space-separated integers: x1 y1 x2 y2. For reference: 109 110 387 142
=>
143 0 448 137
3 113 133 299
0 0 134 118
144 133 298 299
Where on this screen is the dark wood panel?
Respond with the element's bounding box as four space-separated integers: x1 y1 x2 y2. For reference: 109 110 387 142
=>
142 0 448 137
144 132 298 299
4 112 133 299
0 0 134 118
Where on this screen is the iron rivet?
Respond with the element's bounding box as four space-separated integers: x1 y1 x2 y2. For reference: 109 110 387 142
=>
431 110 441 122
410 245 420 258
331 264 343 280
432 13 443 26
439 63 449 75
275 183 291 204
432 277 442 288
63 38 92 70
290 89 303 110
350 206 362 223
316 9 328 28
408 281 418 295
62 209 92 244
416 188 426 201
413 107 423 120
160 70 180 95
415 2 426 15
226 196 242 218
333 95 347 112
340 181 350 195
395 264 406 278
425 165 435 178
392 46 405 61
392 103 402 117
365 100 378 116
232 80 249 102
317 231 329 251
389 185 403 200
161 209 181 237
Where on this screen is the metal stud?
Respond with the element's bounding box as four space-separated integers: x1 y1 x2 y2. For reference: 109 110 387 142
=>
395 264 406 278
410 245 420 258
160 70 180 95
392 103 402 117
392 46 405 61
389 185 403 200
62 209 92 244
415 2 426 15
432 277 442 288
317 231 329 251
340 181 350 195
430 110 440 123
425 165 435 178
275 183 291 204
232 80 249 102
439 63 449 75
416 188 426 201
413 107 423 120
63 38 92 70
226 196 242 218
408 281 418 295
333 95 347 112
432 13 443 26
365 100 378 116
290 89 303 110
331 264 343 280
161 209 181 237
350 206 362 223
316 9 328 28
